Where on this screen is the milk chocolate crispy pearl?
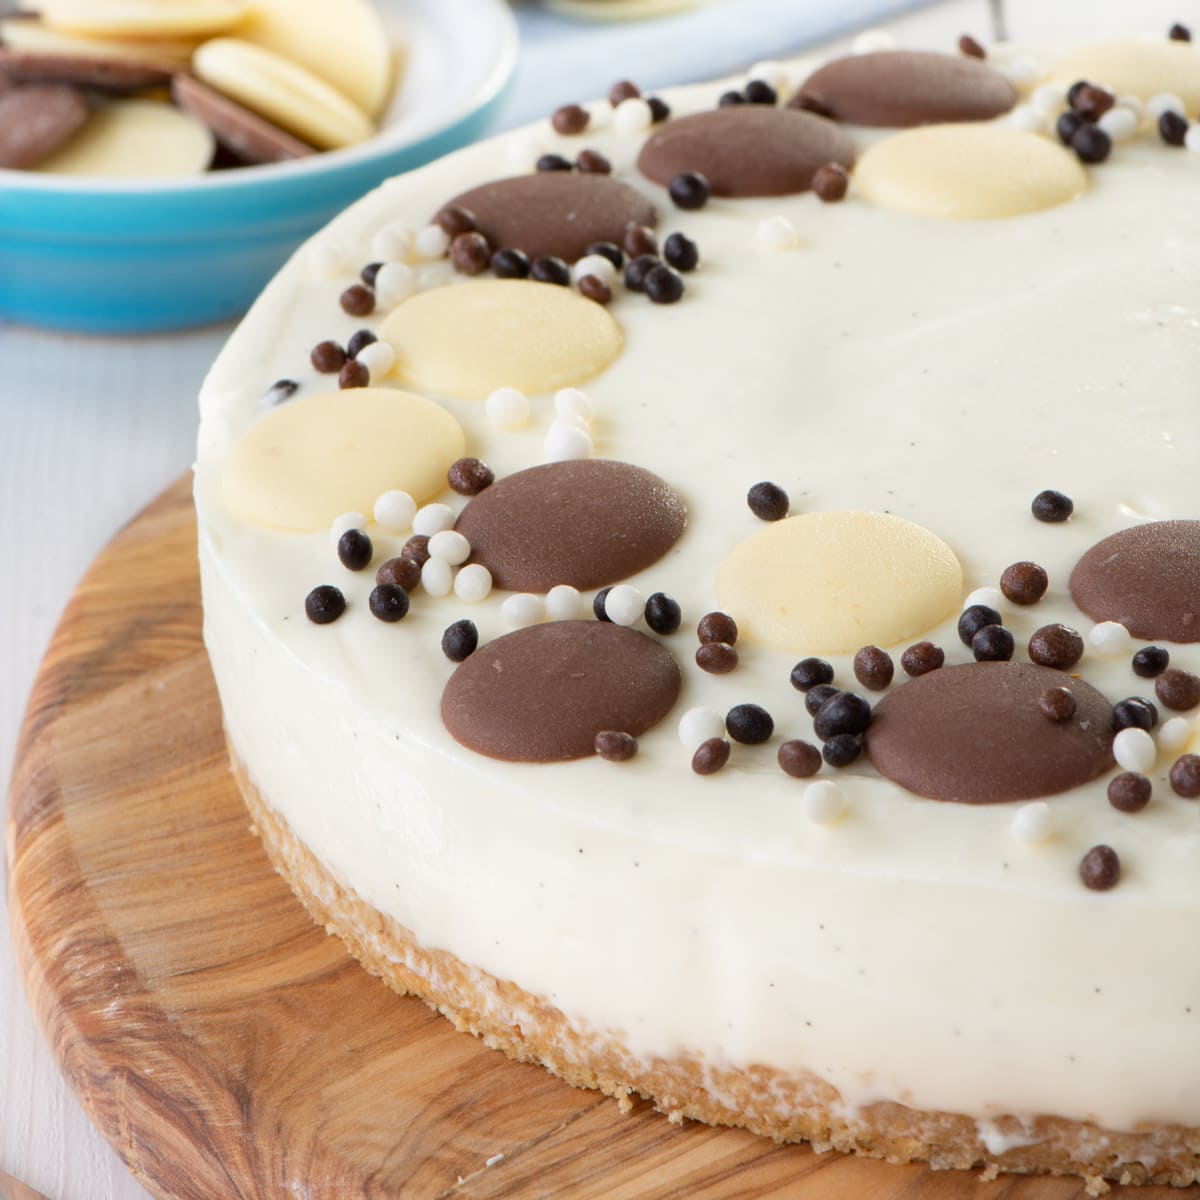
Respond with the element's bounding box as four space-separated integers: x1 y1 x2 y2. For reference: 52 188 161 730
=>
440 173 657 264
637 107 857 198
454 460 687 593
866 662 1113 803
441 621 681 763
1069 520 1200 643
795 50 1017 128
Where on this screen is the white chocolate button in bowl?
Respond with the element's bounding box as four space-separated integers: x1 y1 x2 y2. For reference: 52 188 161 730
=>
0 0 517 333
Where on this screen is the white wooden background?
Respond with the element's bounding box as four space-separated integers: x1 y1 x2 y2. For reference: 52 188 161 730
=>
0 1 1183 1196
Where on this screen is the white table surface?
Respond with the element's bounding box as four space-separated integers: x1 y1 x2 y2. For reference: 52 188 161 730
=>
0 1 1183 1196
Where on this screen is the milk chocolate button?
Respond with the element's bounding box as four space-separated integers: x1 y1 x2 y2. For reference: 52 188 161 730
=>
637 107 856 197
1070 521 1200 643
442 621 682 762
0 82 89 169
0 47 178 90
796 51 1017 128
866 662 1113 803
441 173 657 263
455 460 686 591
173 73 314 164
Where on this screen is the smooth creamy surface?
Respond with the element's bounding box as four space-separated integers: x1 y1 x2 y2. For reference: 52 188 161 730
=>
196 42 1200 1133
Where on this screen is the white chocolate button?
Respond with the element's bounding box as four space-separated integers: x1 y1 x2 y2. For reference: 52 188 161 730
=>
716 511 962 654
38 0 245 38
0 17 199 61
855 124 1087 220
382 280 624 400
34 99 214 177
1052 39 1200 110
193 37 374 151
222 387 464 532
235 0 393 119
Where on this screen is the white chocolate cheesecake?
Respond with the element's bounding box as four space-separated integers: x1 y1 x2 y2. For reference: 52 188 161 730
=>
195 30 1200 1190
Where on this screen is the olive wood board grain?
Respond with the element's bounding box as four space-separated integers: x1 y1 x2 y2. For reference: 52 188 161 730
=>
6 476 1179 1199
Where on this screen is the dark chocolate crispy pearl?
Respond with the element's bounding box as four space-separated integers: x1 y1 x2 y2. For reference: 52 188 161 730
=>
1070 520 1200 642
637 107 856 198
454 460 687 592
441 621 681 763
795 50 1016 128
439 173 657 264
866 662 1114 803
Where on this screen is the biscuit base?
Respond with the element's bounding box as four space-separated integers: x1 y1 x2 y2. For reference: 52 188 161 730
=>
233 754 1200 1193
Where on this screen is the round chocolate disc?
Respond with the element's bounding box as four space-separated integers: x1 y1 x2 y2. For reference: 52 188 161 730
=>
865 662 1113 803
795 51 1017 128
636 107 856 197
440 173 657 263
1069 521 1200 643
442 621 682 762
454 459 687 592
0 82 89 169
0 47 177 91
173 74 314 164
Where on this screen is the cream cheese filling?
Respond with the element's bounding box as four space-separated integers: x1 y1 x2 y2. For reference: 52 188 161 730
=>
196 46 1200 1132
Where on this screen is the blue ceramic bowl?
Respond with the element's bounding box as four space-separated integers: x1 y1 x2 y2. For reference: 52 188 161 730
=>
0 0 517 334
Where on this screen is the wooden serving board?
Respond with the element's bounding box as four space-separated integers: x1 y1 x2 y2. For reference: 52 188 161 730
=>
6 477 1177 1200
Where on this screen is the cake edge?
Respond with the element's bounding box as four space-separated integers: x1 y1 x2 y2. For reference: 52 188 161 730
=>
229 745 1200 1193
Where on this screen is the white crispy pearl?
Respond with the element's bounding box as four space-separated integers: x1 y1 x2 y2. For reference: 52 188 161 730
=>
372 489 415 532
756 216 799 251
307 238 344 279
1159 716 1195 753
802 781 845 826
851 29 894 54
1088 620 1133 655
356 340 395 379
545 583 583 621
1148 91 1185 119
1185 124 1200 155
1116 95 1145 121
371 222 412 263
678 706 726 749
421 557 453 598
1006 104 1046 134
329 511 366 544
584 99 611 130
412 223 451 261
1011 801 1055 844
1099 106 1139 143
454 563 493 603
544 420 593 462
1030 83 1064 118
412 503 455 536
747 59 790 92
571 255 615 287
428 529 471 565
996 55 1043 88
605 584 644 627
965 586 1005 612
554 387 593 421
486 386 530 429
1114 727 1157 773
502 592 545 628
613 97 653 135
374 262 416 308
